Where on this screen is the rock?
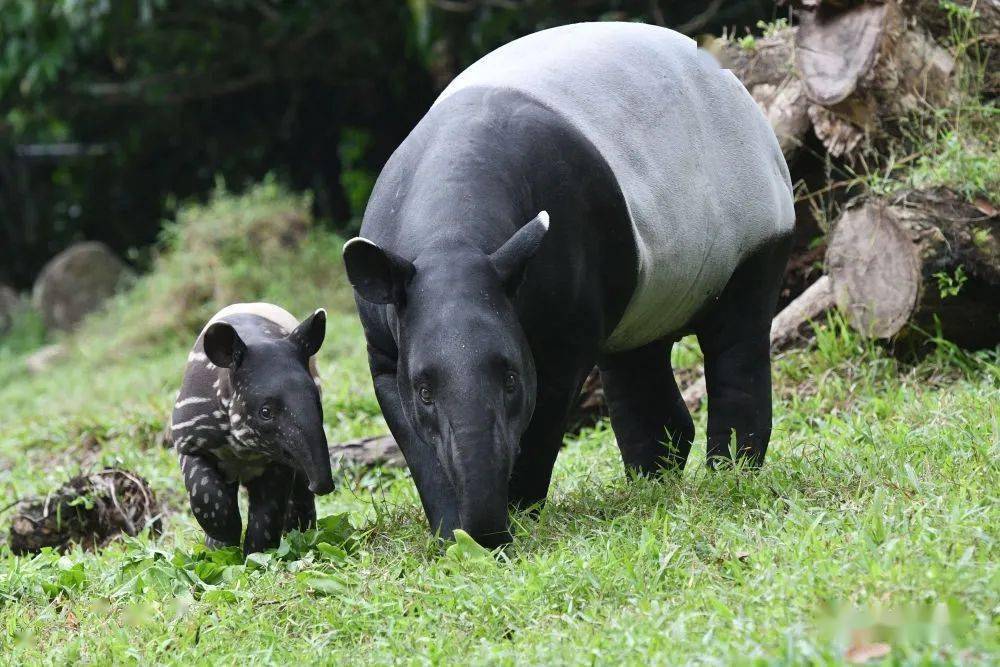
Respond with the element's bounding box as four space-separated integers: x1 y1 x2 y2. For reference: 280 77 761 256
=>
0 284 20 333
31 241 134 331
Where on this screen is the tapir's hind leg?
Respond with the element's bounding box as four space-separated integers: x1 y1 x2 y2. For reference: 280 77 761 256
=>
695 236 793 467
599 338 694 476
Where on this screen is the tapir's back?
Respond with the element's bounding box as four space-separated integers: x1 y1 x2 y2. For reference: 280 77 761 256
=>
438 22 794 351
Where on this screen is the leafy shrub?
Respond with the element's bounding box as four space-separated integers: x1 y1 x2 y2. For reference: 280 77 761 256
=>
75 178 354 359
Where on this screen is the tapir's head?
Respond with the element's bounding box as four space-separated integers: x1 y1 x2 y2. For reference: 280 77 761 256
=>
343 212 549 547
203 309 334 495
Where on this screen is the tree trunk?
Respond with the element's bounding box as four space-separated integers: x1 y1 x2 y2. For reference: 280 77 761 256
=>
826 188 1000 348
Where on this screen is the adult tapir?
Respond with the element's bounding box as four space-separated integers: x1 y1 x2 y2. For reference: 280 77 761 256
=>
343 22 795 547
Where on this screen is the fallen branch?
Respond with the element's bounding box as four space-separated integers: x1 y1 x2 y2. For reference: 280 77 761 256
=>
8 469 162 555
329 435 407 469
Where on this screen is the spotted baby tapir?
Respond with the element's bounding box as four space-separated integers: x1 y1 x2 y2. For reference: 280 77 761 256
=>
171 303 334 553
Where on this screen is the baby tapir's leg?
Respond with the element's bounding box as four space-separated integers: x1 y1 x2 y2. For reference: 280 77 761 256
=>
244 465 295 554
284 471 317 532
180 453 241 547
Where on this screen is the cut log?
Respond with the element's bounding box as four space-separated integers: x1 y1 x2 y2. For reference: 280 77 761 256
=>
329 435 407 469
826 189 1000 348
796 2 889 106
793 1 956 158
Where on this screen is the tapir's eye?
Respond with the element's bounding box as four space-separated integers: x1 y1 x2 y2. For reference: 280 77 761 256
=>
503 372 518 393
418 385 433 405
259 404 274 421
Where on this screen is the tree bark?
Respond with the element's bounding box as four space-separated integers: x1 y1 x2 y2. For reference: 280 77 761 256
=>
826 188 1000 348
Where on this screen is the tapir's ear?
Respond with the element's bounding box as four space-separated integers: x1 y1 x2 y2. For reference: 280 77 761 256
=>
203 322 247 369
342 238 415 305
490 211 549 294
290 308 326 357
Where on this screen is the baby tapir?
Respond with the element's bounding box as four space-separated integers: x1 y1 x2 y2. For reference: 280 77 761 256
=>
171 302 334 553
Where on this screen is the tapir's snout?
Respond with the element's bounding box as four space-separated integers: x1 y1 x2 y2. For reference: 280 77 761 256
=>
301 434 334 496
442 416 515 548
284 400 334 496
307 473 334 496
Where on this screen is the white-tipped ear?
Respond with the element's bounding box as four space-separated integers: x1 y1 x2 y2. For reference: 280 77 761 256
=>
489 211 550 293
290 308 327 357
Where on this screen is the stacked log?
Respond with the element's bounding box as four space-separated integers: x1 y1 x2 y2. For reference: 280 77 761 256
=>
716 0 958 163
826 189 999 348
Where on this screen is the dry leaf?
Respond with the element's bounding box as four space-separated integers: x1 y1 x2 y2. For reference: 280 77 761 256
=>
845 640 890 664
973 197 997 217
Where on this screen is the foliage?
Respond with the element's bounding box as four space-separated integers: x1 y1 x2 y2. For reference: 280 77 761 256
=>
897 0 999 201
935 266 968 298
0 0 432 287
70 177 355 358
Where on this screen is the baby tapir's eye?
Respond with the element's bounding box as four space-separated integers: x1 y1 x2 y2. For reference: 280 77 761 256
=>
418 385 433 405
259 404 275 421
503 372 518 394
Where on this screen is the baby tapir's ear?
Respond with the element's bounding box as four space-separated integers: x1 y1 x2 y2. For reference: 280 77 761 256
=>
204 322 247 369
290 308 326 357
490 211 549 295
342 238 415 305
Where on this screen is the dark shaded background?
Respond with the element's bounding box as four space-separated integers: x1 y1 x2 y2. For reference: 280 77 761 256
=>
1 1 781 288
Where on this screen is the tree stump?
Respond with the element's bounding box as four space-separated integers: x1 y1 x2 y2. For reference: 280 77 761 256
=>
826 189 1000 348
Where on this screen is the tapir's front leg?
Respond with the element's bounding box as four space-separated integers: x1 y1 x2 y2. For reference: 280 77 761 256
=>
180 453 241 547
244 466 295 554
284 471 317 532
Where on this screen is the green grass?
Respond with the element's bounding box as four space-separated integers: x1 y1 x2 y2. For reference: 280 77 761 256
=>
0 187 997 664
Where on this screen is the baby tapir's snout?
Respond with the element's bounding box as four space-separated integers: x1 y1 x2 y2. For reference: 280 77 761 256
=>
277 389 334 495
